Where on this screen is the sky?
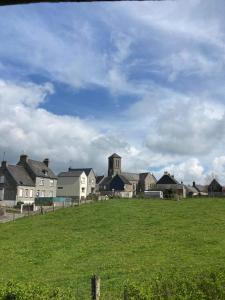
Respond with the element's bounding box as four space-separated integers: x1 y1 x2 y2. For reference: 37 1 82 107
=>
0 0 225 184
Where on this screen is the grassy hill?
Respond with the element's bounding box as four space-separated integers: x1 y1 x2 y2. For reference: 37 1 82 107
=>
1 198 225 299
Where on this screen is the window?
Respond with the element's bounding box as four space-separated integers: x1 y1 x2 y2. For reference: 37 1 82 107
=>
40 191 45 197
81 177 86 184
19 189 23 197
0 176 4 183
36 190 40 197
30 190 33 198
50 179 54 186
25 189 29 197
39 179 44 186
57 187 63 189
81 187 85 193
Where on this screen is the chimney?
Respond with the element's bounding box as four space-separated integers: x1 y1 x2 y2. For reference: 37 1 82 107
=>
43 158 49 167
193 181 196 187
164 171 168 175
1 161 7 170
19 154 28 165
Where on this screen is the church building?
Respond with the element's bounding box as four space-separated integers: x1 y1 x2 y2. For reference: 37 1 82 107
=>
98 153 157 197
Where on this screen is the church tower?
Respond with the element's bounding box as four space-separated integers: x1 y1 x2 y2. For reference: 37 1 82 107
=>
108 153 121 177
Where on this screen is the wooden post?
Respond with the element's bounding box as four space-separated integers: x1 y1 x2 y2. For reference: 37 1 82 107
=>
91 275 100 300
124 286 128 300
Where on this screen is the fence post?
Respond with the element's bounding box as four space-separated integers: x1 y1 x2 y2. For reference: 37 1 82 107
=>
91 275 100 300
124 286 128 300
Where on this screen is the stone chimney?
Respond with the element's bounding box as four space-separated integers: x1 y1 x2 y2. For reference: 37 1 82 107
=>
193 181 196 187
1 161 7 170
19 154 28 166
43 158 49 167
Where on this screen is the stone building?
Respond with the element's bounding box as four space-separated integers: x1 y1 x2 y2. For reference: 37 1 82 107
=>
0 154 57 205
98 153 156 197
155 171 186 198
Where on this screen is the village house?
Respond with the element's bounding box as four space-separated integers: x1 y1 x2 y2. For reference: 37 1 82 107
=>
0 154 57 205
97 153 157 197
68 168 96 195
57 169 87 200
208 179 223 196
155 171 187 198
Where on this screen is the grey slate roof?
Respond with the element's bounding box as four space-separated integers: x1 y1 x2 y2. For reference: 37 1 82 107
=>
68 168 94 176
96 175 104 184
117 174 131 185
121 172 139 181
7 165 34 186
26 159 57 179
58 170 84 177
157 173 180 185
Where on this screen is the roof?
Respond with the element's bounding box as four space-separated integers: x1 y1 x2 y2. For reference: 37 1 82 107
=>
58 170 84 177
208 179 222 188
186 185 199 194
195 184 208 193
96 175 105 184
157 173 180 185
117 174 131 185
68 168 94 176
121 172 139 181
25 159 57 179
108 153 121 159
7 165 34 186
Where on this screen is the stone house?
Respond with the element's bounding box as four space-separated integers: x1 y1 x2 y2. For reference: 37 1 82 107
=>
0 154 57 205
208 179 222 196
68 168 96 195
156 172 186 198
57 170 87 200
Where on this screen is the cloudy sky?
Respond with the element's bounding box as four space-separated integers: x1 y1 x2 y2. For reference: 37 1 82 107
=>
0 0 225 183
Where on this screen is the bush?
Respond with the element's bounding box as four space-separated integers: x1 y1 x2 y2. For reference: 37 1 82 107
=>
124 269 225 300
0 281 74 300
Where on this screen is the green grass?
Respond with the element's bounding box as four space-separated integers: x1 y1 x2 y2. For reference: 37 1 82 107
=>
1 198 225 299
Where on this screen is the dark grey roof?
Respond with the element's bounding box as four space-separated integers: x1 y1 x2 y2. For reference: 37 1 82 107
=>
68 168 94 176
157 173 180 185
117 174 131 185
26 159 57 179
121 172 139 181
108 153 121 158
96 175 104 184
7 165 34 186
99 176 112 186
58 170 84 177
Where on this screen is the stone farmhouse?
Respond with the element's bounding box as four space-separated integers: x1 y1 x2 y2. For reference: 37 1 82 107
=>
155 171 187 198
0 154 57 205
97 153 157 197
57 169 87 200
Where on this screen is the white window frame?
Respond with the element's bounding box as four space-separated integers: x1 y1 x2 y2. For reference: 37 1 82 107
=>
19 188 23 197
50 179 54 187
29 190 33 198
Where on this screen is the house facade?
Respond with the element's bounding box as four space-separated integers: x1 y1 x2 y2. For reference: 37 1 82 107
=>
68 168 96 195
57 170 87 199
0 155 57 205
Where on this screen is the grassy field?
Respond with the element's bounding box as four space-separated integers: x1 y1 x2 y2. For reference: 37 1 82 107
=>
1 198 225 298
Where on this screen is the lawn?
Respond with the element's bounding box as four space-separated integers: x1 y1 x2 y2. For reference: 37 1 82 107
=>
1 198 225 299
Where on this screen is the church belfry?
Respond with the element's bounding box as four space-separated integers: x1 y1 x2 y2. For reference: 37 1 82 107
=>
108 153 121 177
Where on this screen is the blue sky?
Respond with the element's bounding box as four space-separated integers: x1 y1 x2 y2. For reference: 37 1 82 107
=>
0 0 225 183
